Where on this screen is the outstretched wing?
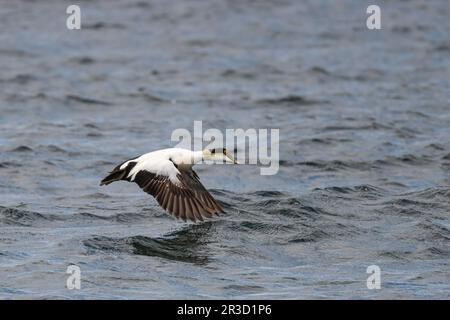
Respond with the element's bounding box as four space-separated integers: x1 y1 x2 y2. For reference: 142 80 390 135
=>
133 164 224 222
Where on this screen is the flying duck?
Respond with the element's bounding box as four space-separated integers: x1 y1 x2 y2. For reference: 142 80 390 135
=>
100 148 238 222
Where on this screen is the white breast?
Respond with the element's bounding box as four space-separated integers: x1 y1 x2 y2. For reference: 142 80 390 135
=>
125 148 196 184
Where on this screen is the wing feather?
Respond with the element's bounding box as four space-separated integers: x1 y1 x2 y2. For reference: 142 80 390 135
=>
131 162 222 222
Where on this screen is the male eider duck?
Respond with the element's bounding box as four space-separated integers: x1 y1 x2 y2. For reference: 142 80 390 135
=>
100 148 238 222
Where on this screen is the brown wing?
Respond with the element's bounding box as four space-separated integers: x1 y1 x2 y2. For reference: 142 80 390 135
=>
133 169 223 222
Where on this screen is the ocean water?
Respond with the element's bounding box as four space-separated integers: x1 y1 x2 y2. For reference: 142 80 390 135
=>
0 0 449 299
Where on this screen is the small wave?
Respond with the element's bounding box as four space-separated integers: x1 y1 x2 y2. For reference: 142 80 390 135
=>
221 69 256 79
69 56 96 65
308 66 331 76
308 66 384 82
77 211 151 223
66 95 113 106
425 143 445 151
9 146 33 152
83 22 126 30
124 89 175 103
294 137 352 146
34 144 81 157
349 186 450 228
388 154 431 166
0 161 22 168
413 221 450 242
79 192 113 199
1 74 37 85
93 160 117 166
401 187 450 200
247 190 286 197
4 92 49 103
376 198 435 213
0 206 61 227
84 123 101 129
249 196 327 218
378 245 449 260
0 48 35 57
313 184 387 197
222 284 265 293
255 95 327 106
238 220 293 234
297 160 375 172
46 145 68 153
287 229 330 243
404 110 430 118
87 132 103 137
322 122 391 132
391 25 413 34
434 44 450 52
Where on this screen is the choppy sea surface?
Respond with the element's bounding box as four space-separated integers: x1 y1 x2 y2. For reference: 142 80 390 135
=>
1 0 449 299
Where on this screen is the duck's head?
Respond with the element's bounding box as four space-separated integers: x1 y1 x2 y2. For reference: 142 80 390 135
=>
202 148 239 164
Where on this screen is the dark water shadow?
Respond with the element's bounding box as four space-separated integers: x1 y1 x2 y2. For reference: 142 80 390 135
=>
83 222 215 265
